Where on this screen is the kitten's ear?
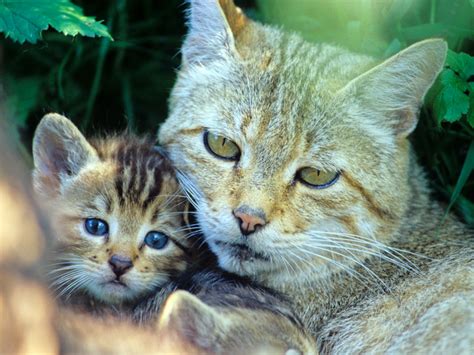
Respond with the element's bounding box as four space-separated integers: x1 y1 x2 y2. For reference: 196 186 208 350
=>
182 0 248 65
341 39 447 138
157 291 222 353
32 113 98 197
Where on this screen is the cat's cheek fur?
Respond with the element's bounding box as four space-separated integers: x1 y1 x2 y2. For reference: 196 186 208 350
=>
173 134 381 281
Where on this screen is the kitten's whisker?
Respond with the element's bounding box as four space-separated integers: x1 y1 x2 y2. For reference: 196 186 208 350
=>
47 266 83 275
50 270 84 287
173 223 201 232
182 231 203 240
57 274 89 300
159 211 198 216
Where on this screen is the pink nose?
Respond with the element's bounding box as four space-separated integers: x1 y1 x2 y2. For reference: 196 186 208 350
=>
233 206 267 236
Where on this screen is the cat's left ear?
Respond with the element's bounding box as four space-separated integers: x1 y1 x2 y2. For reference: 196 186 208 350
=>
32 113 99 198
341 39 447 138
182 0 248 65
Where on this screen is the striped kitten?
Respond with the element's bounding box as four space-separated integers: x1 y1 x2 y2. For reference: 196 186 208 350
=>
33 114 192 306
0 121 178 354
32 113 317 354
158 0 474 353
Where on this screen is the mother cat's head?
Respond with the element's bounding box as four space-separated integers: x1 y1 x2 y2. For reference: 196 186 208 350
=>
159 0 446 284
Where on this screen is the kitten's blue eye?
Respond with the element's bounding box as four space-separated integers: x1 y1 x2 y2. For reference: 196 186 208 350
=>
144 231 169 250
84 218 109 236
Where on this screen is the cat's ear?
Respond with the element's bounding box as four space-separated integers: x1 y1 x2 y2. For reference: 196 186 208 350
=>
341 39 447 138
182 0 248 65
32 113 98 197
157 290 222 353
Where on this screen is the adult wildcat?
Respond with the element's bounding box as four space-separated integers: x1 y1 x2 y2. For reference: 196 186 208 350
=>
32 113 316 354
158 0 474 353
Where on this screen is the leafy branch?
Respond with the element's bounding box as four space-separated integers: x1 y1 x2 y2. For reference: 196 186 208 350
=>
0 0 112 43
430 50 474 127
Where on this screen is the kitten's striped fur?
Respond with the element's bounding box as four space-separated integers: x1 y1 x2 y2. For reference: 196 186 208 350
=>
33 115 192 304
159 0 474 353
28 113 317 354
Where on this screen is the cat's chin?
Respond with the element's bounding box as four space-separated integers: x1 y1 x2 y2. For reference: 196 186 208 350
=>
208 240 274 276
89 280 139 304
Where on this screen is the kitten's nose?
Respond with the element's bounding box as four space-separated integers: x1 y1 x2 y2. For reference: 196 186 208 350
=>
233 205 267 236
109 255 133 277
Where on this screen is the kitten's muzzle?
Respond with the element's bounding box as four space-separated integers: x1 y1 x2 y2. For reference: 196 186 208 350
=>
108 254 133 277
233 205 267 236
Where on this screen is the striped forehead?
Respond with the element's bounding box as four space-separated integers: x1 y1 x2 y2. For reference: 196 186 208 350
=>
218 74 317 176
91 137 176 212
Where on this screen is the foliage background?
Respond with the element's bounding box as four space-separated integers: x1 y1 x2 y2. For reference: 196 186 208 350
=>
1 0 473 225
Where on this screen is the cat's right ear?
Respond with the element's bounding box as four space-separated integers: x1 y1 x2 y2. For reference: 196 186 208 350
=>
32 113 98 197
339 39 447 138
182 0 248 65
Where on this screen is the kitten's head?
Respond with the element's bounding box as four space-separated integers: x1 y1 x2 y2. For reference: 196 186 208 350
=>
33 114 193 304
159 0 447 284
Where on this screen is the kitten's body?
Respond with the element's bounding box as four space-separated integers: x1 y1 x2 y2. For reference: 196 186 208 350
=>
159 0 473 353
0 123 170 354
31 113 316 354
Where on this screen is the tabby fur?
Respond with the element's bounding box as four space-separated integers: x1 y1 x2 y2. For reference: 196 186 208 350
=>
30 113 317 354
158 0 474 353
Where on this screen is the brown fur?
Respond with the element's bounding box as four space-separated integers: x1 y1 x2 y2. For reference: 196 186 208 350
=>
0 123 169 354
159 0 474 353
27 113 317 354
33 114 192 305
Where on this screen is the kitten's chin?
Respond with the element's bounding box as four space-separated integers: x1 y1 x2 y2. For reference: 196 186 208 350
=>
89 280 139 304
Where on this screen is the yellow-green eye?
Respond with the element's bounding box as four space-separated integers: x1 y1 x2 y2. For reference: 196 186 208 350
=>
203 131 241 161
297 167 340 189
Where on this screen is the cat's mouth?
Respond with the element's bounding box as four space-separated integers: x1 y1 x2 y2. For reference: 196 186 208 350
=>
102 278 129 289
214 241 269 261
111 279 127 287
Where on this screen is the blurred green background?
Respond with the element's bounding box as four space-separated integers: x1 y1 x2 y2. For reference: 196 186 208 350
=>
1 0 473 225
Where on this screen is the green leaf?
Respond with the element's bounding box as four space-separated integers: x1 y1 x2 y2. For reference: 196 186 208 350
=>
439 69 468 92
468 89 474 128
0 0 112 44
443 141 474 220
434 88 470 123
446 50 474 80
433 69 470 124
455 194 474 226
